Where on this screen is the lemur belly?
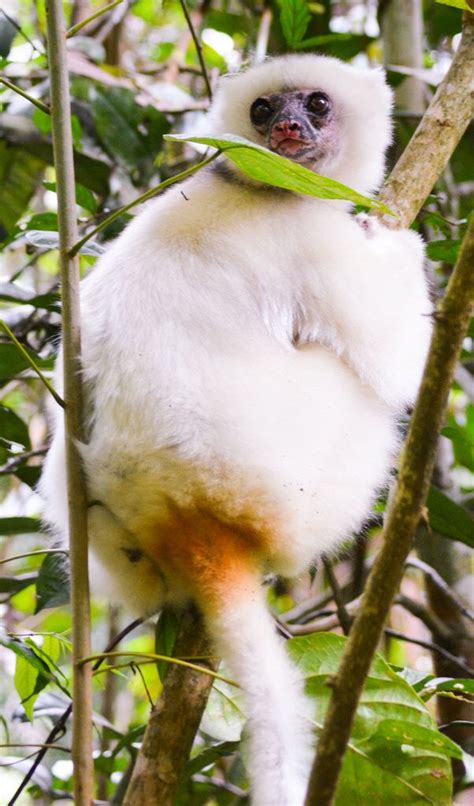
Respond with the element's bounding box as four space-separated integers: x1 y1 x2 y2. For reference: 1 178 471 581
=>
85 345 396 598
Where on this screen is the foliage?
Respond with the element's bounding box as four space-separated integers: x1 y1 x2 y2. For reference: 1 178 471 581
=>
0 1 472 804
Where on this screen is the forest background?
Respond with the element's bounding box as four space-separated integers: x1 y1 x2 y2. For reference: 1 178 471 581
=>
0 1 473 804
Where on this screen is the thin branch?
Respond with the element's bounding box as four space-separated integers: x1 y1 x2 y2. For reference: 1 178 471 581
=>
78 650 237 687
45 1 92 803
0 549 68 565
305 213 474 804
385 628 474 677
378 14 474 228
0 321 64 407
8 617 143 805
66 0 125 38
179 0 213 101
405 556 474 621
394 594 455 641
0 9 45 54
124 608 217 806
0 77 50 114
68 151 220 257
321 557 352 636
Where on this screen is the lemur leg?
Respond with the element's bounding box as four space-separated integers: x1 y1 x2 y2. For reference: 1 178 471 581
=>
87 505 168 615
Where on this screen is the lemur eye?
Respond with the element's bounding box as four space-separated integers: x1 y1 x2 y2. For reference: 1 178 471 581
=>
250 97 273 126
307 92 331 116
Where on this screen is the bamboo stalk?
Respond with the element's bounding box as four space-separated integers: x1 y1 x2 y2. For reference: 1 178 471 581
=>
45 2 93 804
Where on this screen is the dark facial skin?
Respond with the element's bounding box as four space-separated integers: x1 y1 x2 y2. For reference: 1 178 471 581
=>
249 90 339 168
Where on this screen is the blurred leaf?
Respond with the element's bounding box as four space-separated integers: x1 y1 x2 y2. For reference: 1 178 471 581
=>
155 608 180 682
0 142 46 239
0 282 60 311
23 212 58 231
0 14 16 58
0 404 30 449
35 552 70 613
0 343 52 384
426 239 460 264
435 0 469 9
201 677 245 742
43 181 98 213
280 0 311 48
296 33 369 60
0 572 37 595
185 740 239 776
290 632 459 804
427 486 474 547
166 134 389 211
0 516 41 535
14 651 48 721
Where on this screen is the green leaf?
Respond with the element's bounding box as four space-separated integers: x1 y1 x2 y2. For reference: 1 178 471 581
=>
184 740 240 777
435 0 470 9
0 572 37 595
0 516 41 536
165 134 389 212
426 239 460 264
0 342 53 384
420 678 474 701
0 142 46 239
201 676 245 742
154 609 180 682
14 652 46 721
35 552 70 613
289 632 457 804
280 0 311 48
0 405 31 450
426 487 474 548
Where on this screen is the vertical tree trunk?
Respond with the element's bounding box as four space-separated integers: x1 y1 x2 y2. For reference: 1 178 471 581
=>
45 2 93 803
382 0 425 113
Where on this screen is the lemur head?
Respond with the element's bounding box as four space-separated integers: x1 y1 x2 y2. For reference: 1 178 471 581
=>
208 54 393 195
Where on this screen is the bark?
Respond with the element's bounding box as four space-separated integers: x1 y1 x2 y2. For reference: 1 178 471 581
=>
45 2 92 803
123 608 217 805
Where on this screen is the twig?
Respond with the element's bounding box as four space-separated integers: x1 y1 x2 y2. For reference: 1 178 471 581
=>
45 2 92 802
394 594 455 641
0 77 50 114
8 617 143 805
123 608 217 806
321 557 352 635
68 151 220 257
0 549 68 565
0 321 64 407
0 447 48 476
305 212 474 804
385 629 474 677
78 650 236 687
179 0 213 101
405 556 474 621
0 9 45 54
66 0 125 38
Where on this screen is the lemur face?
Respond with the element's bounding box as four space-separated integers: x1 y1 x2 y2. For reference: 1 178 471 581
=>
249 89 339 168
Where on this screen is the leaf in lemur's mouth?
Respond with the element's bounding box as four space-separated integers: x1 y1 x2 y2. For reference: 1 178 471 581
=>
165 132 395 215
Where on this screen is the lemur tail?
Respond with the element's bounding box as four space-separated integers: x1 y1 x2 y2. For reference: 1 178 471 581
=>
199 562 314 806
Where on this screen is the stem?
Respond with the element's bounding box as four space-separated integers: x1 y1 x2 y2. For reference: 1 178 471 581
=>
0 320 64 407
66 0 125 38
45 2 92 804
179 0 213 101
0 549 68 565
68 151 220 257
305 213 474 806
124 608 218 806
0 77 50 114
79 649 237 687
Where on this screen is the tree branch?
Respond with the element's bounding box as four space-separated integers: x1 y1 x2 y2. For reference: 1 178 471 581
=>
305 214 474 804
378 13 474 228
45 2 92 803
123 608 217 806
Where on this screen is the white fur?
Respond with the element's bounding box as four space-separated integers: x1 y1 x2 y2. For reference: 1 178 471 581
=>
40 55 432 805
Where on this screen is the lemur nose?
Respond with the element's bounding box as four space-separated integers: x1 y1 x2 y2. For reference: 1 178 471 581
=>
274 119 301 135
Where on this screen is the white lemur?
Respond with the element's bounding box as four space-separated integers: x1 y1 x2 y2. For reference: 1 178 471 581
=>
41 55 432 805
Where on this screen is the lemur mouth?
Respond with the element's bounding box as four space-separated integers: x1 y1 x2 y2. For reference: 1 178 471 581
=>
271 138 313 158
